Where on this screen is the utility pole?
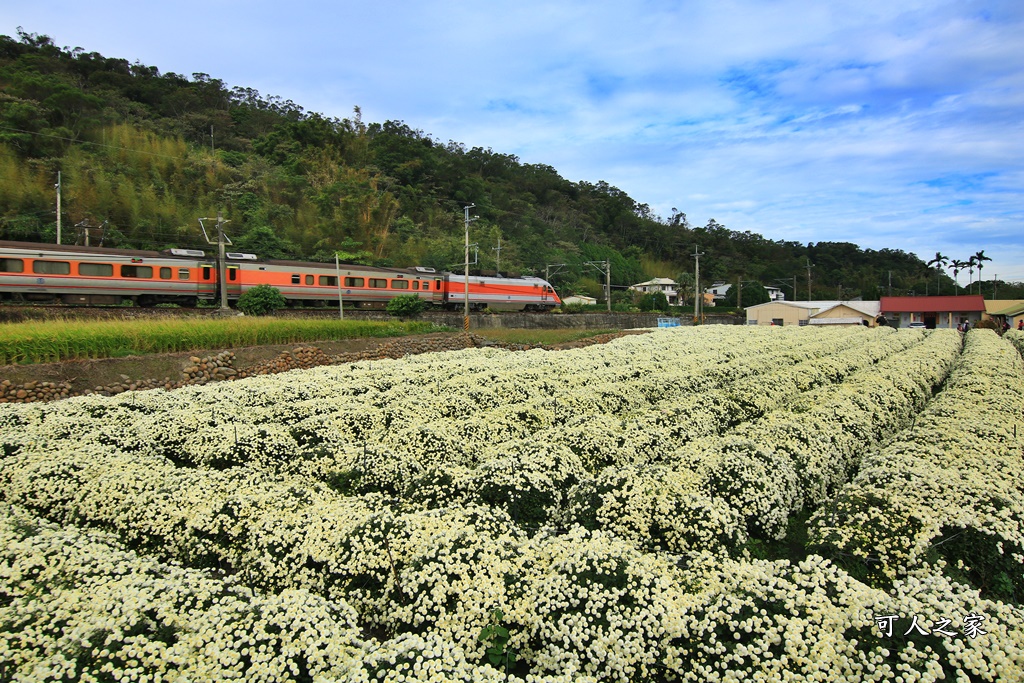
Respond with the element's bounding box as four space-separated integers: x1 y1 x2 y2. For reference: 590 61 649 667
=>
584 260 611 312
806 258 814 301
692 246 704 324
199 212 232 311
342 252 350 321
55 171 61 244
492 235 502 276
605 260 611 312
736 277 742 310
463 204 477 332
546 263 567 284
888 271 892 297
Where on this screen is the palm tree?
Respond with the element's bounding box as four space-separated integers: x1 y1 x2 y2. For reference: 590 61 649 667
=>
926 252 948 295
974 250 992 295
948 259 968 294
967 255 977 293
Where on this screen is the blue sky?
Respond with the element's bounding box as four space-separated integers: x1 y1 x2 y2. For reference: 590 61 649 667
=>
4 0 1023 281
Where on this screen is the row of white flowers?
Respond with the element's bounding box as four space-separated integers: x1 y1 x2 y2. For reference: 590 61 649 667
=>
3 326 1022 680
810 329 1024 597
559 330 962 555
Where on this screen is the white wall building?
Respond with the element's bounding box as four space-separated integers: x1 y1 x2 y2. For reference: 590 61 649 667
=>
629 278 680 305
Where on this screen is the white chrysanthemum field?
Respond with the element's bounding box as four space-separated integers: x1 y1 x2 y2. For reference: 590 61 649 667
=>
2 326 1023 682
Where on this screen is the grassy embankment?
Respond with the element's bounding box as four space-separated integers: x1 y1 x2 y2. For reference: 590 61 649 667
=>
0 318 445 364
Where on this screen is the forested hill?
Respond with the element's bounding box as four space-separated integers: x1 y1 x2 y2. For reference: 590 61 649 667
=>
1 29 1006 301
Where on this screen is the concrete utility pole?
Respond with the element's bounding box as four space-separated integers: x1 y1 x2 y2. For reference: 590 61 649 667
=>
806 258 814 301
584 260 611 311
605 260 611 312
463 204 477 331
55 171 61 244
199 212 232 311
342 252 350 321
692 246 704 323
492 235 502 276
546 263 567 289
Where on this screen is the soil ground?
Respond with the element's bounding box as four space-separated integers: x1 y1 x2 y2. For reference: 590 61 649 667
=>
0 330 648 396
0 334 445 395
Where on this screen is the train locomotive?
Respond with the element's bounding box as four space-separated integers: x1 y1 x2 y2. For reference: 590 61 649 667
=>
0 240 561 311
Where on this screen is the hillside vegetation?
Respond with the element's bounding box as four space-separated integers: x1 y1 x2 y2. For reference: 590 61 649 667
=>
2 29 1019 300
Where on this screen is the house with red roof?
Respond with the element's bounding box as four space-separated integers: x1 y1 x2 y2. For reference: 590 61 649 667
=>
879 295 986 329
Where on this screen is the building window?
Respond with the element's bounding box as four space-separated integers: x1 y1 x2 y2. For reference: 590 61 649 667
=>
159 267 173 280
33 260 71 275
369 278 388 288
772 318 784 326
344 277 364 287
0 258 24 273
79 263 113 277
120 265 153 278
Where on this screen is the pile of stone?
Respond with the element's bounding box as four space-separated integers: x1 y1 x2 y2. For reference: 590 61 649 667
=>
0 379 73 404
239 347 334 378
182 351 237 383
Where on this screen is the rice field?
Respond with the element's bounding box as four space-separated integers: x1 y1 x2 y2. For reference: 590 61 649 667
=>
0 317 443 364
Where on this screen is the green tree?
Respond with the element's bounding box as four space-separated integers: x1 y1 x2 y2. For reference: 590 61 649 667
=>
235 284 286 315
386 294 426 317
722 280 771 307
233 225 297 259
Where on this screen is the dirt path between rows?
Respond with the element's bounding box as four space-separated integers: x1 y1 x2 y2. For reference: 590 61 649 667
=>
0 330 650 402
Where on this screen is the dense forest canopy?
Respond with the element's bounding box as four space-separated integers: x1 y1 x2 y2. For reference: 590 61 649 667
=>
2 29 1018 301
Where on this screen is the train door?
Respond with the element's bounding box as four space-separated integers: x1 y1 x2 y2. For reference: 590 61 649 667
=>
226 265 241 300
433 277 444 305
198 263 216 300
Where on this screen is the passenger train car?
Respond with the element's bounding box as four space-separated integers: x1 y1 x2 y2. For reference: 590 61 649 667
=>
0 241 561 311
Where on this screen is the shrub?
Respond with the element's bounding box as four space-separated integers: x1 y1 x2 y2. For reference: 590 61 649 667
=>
637 291 670 312
386 294 426 317
236 284 287 316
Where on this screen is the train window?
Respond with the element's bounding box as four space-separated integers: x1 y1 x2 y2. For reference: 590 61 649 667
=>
391 279 409 289
344 277 364 287
121 265 153 278
228 268 237 281
178 268 190 280
412 281 420 290
369 278 388 288
0 258 24 273
79 263 113 277
305 274 314 285
202 266 211 280
435 279 442 290
291 274 301 285
33 260 71 275
160 267 173 280
320 275 338 286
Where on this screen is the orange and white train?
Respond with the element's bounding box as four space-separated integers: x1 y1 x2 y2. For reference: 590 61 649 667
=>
0 241 561 311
